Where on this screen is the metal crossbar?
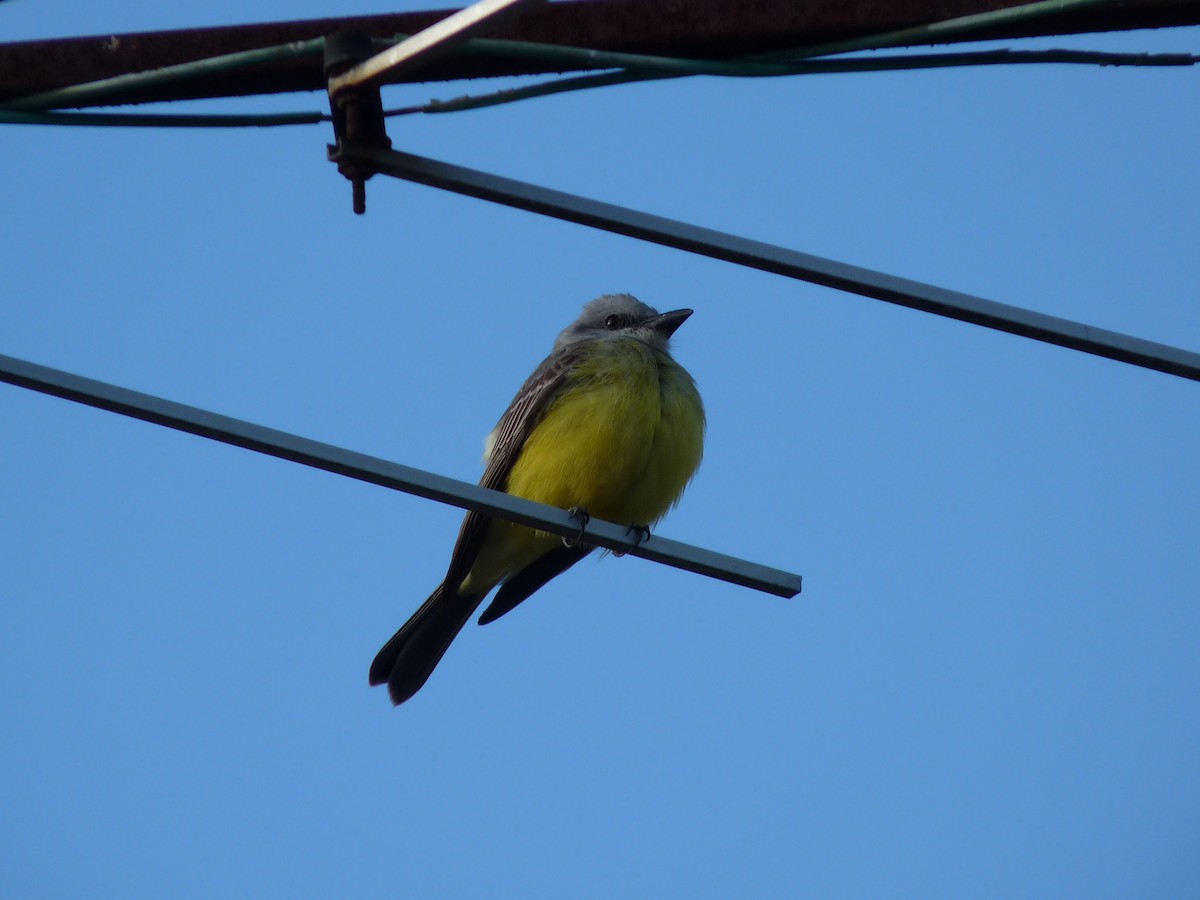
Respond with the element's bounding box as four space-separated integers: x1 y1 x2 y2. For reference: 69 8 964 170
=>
0 352 802 599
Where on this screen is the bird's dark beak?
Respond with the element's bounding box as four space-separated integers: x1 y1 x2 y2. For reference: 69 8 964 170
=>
648 308 693 338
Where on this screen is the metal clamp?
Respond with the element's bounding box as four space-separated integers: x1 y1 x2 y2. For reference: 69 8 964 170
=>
324 32 391 215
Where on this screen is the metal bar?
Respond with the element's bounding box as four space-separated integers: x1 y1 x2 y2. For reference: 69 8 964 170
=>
3 38 324 112
0 352 802 599
762 0 1134 61
4 0 1198 106
3 50 1191 129
412 47 1199 117
0 109 326 128
440 40 1200 79
335 144 1200 384
328 0 544 95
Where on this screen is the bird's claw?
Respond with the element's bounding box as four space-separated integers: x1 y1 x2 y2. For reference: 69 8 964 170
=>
614 524 651 558
562 506 590 548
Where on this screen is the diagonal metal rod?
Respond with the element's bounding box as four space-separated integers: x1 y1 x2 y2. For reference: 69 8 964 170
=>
328 0 544 94
335 144 1200 384
0 352 801 599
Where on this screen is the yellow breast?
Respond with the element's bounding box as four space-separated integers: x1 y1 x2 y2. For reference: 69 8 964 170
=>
506 338 705 528
459 337 705 594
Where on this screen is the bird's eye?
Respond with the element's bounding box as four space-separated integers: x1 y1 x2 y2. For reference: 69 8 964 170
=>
604 314 622 330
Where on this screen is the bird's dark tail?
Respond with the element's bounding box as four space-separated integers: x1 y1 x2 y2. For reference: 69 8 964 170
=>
369 583 485 705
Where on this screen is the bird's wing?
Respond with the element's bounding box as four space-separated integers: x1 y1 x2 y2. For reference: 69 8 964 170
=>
441 343 588 594
476 542 594 625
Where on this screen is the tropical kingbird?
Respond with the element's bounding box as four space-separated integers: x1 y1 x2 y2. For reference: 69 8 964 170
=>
369 293 705 705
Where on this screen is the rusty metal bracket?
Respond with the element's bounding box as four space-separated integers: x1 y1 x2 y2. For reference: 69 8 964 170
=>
324 32 391 215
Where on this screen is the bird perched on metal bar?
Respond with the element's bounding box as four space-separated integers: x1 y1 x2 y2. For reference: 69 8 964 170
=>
370 293 705 705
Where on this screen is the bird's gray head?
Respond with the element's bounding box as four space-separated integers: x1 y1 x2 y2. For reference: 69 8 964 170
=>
553 293 693 354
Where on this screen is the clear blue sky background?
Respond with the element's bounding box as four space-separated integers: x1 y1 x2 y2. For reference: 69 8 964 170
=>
4 3 1198 897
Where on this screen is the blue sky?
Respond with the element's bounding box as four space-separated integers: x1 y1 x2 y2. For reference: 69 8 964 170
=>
4 3 1199 897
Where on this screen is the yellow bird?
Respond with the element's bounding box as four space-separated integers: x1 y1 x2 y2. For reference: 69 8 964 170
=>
370 294 705 705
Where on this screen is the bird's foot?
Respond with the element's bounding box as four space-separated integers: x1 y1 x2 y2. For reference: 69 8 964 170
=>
614 524 651 558
562 506 590 548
